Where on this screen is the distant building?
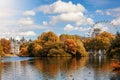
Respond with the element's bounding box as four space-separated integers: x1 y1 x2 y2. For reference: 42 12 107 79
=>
10 38 21 54
20 37 27 43
92 28 102 38
10 37 28 54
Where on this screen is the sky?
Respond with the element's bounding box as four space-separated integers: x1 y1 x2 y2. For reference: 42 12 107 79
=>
0 0 120 40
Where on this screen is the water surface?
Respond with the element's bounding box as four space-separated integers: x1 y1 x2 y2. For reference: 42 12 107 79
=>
0 56 120 80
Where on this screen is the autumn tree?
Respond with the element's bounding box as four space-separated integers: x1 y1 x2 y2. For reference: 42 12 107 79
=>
0 43 3 55
84 31 115 53
60 34 82 42
32 43 43 56
76 40 88 56
19 31 87 57
64 39 77 56
106 32 120 57
83 37 102 53
60 34 87 56
20 47 28 56
97 31 115 50
38 31 59 43
19 43 29 56
98 31 115 39
0 38 11 54
83 38 92 51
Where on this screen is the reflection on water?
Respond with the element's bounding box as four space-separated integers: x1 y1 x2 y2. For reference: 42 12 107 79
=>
0 57 120 80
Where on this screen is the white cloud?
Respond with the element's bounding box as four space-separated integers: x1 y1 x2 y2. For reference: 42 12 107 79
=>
76 17 94 26
95 7 120 18
92 23 109 32
18 17 34 25
111 17 120 26
0 1 65 39
94 7 120 30
106 7 120 17
57 12 83 22
36 0 94 27
42 21 48 26
106 11 111 15
64 24 92 32
79 27 91 32
23 10 35 16
0 16 43 39
102 7 120 26
0 8 22 18
50 12 84 25
0 30 37 39
64 24 75 32
48 12 94 26
0 0 95 39
87 18 94 25
38 0 86 14
19 31 37 36
96 10 104 15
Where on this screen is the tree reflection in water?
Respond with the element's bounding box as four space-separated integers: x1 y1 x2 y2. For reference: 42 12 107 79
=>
31 57 88 80
0 57 120 80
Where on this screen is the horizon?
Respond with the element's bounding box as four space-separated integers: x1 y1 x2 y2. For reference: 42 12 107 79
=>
0 0 120 40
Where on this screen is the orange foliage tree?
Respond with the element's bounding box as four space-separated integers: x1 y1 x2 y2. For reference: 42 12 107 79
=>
0 43 3 55
0 38 11 54
64 39 77 55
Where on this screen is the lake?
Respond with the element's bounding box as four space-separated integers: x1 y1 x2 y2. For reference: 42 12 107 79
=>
0 56 120 80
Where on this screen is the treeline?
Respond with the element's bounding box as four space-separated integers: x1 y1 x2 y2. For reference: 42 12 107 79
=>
106 32 120 58
0 31 119 58
83 31 120 58
0 38 11 56
83 31 115 53
19 31 88 57
19 31 120 57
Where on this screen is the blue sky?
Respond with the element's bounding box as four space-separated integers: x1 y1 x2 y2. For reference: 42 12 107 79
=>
0 0 120 40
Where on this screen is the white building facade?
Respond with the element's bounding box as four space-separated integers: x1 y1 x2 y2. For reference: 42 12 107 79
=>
10 37 27 54
10 39 21 54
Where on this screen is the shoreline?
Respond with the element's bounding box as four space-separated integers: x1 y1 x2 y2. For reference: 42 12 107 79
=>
4 53 17 57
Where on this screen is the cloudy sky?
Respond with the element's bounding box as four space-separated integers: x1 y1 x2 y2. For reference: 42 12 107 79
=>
0 0 120 40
